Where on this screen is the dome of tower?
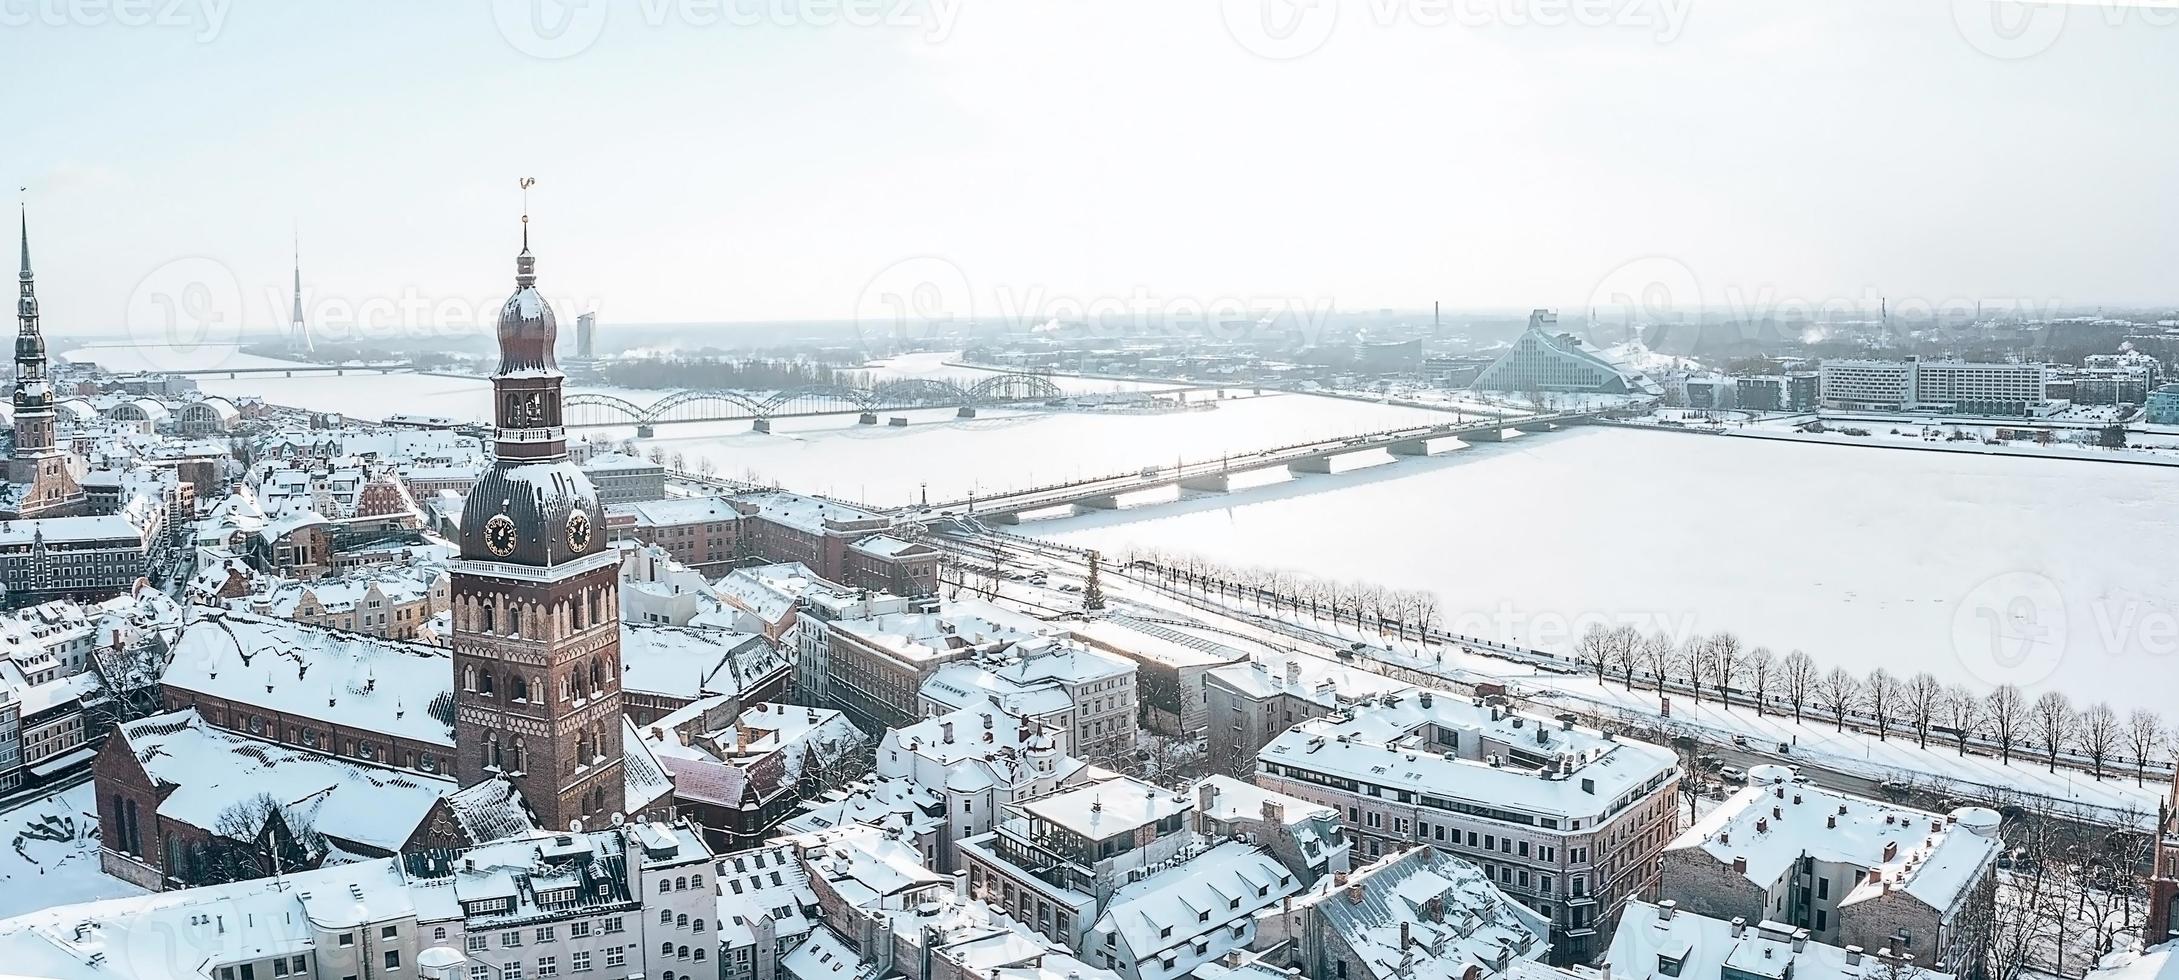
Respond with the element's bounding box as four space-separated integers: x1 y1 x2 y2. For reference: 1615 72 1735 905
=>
495 219 559 376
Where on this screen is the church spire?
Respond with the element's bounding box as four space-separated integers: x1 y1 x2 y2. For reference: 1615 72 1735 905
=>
515 176 537 288
18 202 40 338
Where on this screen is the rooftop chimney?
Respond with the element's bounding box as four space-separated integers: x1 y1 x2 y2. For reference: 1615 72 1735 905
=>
1792 929 1809 952
1658 900 1677 921
1400 921 1411 948
1732 855 1748 875
1827 815 1837 830
1730 917 1746 938
1882 841 1898 862
941 721 954 744
1845 946 1864 966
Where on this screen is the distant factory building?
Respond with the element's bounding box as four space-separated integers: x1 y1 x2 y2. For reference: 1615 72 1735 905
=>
1471 310 1663 396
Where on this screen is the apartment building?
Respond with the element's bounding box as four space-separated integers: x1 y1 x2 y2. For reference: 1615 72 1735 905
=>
1660 770 2002 977
1818 357 2051 416
1203 652 1409 775
1252 691 1680 965
920 638 1139 766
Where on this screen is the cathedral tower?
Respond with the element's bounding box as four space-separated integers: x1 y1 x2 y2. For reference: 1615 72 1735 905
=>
451 194 625 831
6 207 84 519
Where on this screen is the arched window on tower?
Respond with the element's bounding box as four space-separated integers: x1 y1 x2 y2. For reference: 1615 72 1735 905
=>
489 735 503 770
512 737 526 773
462 665 476 693
479 671 495 696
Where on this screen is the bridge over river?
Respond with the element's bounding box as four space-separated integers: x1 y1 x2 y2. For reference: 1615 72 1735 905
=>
928 410 1600 522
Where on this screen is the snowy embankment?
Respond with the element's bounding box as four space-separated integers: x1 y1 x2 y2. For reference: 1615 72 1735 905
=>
1068 557 2169 828
1285 611 2169 828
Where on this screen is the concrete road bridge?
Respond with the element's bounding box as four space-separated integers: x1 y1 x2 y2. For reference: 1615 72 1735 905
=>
562 373 1075 432
928 410 1599 522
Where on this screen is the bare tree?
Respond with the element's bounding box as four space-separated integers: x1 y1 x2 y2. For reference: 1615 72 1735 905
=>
1781 649 1817 723
1902 671 1943 749
1815 667 1862 732
2029 690 2075 773
1942 683 1984 756
1575 623 1613 682
1640 630 1674 693
1987 684 2026 765
2075 702 2119 780
1708 632 1742 710
1680 637 1713 703
2124 708 2166 785
203 793 323 886
1864 668 1903 740
1743 646 1774 717
1610 626 1643 689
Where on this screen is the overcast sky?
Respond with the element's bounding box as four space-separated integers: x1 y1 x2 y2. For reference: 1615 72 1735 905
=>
4 0 2174 342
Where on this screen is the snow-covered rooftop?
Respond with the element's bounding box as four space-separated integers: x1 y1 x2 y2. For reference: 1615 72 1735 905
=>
164 609 456 749
1609 900 1956 980
1667 780 2001 914
1261 691 1679 821
118 709 451 854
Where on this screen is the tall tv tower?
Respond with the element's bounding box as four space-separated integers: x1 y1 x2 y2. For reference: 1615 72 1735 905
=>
289 227 312 353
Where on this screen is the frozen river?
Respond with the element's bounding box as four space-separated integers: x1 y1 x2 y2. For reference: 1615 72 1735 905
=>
1041 426 2179 715
64 344 2173 713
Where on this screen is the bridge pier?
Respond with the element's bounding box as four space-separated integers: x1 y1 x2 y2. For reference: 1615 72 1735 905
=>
1287 457 1333 475
1178 473 1229 493
889 417 909 427
1388 438 1433 457
636 424 655 438
982 512 1020 526
858 412 878 425
752 418 771 434
1515 421 1557 433
1076 496 1122 511
1460 427 1505 443
956 406 977 418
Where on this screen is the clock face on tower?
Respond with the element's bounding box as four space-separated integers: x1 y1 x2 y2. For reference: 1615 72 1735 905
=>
485 513 519 556
566 510 592 551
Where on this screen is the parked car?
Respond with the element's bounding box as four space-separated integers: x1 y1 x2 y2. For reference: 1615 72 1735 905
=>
1731 735 1752 749
1719 766 1748 784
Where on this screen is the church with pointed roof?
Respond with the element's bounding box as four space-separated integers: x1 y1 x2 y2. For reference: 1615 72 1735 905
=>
3 207 87 520
450 195 649 833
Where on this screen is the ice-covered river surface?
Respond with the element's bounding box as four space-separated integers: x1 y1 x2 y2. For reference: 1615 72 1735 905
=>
1039 425 2179 716
72 345 2172 712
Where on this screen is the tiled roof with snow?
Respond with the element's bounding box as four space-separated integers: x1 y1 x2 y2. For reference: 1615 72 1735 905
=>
119 709 450 854
714 844 818 951
1297 846 1549 980
1667 781 2000 915
163 609 456 749
1209 651 1410 706
789 824 946 911
618 623 785 700
1088 840 1300 976
444 776 541 844
622 714 676 813
1261 691 1678 821
1610 901 1956 980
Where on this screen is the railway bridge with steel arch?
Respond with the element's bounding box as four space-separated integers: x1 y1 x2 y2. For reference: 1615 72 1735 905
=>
562 372 1068 430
